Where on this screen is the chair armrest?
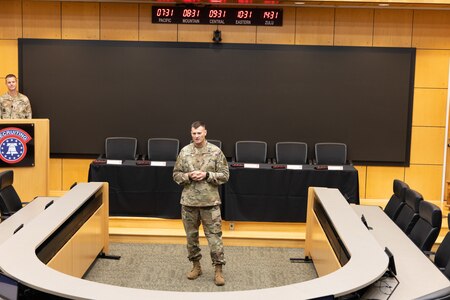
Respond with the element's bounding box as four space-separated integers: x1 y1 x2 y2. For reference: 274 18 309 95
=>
423 250 436 261
0 212 13 220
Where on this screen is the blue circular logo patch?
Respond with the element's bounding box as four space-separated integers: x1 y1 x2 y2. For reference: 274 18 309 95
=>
0 138 26 162
0 127 32 164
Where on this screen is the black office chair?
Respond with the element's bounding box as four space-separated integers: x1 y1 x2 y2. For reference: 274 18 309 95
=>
408 201 442 252
275 142 308 165
105 137 138 160
425 214 450 281
443 261 450 280
147 138 180 161
384 179 410 221
314 142 347 165
394 188 423 235
428 214 450 274
208 139 222 149
235 141 267 163
0 170 25 219
435 234 450 273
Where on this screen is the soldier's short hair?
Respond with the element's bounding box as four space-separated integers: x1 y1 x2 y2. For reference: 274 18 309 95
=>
191 121 206 129
5 74 17 81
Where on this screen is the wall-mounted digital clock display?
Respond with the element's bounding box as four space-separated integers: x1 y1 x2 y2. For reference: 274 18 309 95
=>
152 6 283 26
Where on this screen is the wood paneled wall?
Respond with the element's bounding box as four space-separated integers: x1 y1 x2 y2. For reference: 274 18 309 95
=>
1 1 449 201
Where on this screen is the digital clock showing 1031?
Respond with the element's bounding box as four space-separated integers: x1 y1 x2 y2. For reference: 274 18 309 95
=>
152 6 283 26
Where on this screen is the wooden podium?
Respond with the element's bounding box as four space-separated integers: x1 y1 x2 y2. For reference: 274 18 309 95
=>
0 119 49 201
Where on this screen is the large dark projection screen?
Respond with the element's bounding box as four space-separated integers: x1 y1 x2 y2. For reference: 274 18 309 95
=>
18 39 415 165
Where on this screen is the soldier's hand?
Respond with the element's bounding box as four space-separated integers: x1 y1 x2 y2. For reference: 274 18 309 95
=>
189 171 206 181
188 171 199 181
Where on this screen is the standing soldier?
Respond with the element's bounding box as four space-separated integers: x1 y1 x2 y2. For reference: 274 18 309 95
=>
0 74 32 119
173 121 229 286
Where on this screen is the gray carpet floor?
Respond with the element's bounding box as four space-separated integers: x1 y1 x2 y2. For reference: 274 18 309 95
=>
83 243 318 292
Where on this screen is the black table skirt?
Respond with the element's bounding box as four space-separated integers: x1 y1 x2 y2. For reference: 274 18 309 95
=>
89 162 359 222
224 165 359 222
89 162 182 218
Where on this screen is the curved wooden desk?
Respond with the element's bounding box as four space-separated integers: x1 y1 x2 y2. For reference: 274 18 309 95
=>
0 186 388 299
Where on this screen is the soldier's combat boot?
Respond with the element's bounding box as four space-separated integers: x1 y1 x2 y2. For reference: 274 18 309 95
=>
214 264 225 286
187 261 202 280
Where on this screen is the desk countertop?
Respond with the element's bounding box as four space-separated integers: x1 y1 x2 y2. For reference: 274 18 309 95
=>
352 204 450 299
0 197 57 246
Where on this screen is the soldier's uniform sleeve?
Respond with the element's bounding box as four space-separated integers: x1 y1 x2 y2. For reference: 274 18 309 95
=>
23 95 32 119
0 95 5 119
173 148 191 185
206 150 229 185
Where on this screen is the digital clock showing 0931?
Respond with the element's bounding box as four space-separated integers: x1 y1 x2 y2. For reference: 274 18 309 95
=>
151 6 283 26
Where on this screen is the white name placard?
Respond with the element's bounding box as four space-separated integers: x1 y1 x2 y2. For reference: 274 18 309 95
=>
244 163 260 169
328 165 344 171
150 161 167 167
106 159 122 165
287 165 303 170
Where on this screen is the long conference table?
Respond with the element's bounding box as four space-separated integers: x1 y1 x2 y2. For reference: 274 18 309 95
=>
88 160 359 222
0 185 448 299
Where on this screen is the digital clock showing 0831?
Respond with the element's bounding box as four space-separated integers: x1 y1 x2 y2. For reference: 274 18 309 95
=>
182 8 201 18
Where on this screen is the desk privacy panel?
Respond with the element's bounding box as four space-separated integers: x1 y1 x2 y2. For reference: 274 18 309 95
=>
19 39 415 165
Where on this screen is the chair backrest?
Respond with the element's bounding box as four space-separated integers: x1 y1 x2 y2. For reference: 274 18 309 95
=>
276 142 308 165
235 141 267 163
147 138 179 161
315 143 347 165
105 137 137 160
408 201 442 252
436 234 450 272
0 170 23 217
384 179 410 221
208 139 222 149
394 188 423 234
443 260 450 280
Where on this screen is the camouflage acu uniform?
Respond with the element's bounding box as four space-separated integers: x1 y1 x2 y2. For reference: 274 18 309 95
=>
0 93 32 119
173 141 229 265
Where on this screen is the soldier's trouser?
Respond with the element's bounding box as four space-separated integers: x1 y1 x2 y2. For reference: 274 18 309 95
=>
181 205 225 265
